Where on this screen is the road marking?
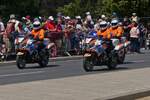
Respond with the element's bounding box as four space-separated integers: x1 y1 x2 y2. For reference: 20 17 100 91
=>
131 60 145 63
0 71 45 78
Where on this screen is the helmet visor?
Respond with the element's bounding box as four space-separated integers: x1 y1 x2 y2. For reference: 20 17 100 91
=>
33 24 41 30
100 24 107 28
111 23 118 26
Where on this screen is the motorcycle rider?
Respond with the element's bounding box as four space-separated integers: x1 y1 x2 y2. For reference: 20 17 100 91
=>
31 21 45 52
97 21 111 40
109 19 123 39
97 21 114 55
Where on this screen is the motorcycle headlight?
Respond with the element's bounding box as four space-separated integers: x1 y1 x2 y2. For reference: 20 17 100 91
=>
95 40 101 46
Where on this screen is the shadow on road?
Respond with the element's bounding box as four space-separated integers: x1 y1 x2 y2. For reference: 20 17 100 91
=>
23 65 60 69
122 61 135 65
92 67 129 72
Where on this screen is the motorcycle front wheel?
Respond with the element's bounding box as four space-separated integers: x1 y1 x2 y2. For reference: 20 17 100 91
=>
118 49 126 64
83 56 94 72
107 51 118 70
38 52 49 67
16 55 26 69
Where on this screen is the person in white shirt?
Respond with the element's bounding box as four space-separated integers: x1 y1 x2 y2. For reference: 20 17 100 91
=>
130 21 141 53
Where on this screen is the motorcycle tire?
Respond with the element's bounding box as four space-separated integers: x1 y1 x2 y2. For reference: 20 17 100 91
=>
118 50 126 64
38 54 49 67
83 57 94 72
107 51 118 70
16 55 26 69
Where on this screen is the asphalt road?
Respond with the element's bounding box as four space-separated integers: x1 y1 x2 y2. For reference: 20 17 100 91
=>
0 50 150 85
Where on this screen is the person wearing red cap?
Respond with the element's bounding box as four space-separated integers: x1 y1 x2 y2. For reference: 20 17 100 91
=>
45 16 56 32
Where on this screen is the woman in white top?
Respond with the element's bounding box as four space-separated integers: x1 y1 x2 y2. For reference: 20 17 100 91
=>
130 21 141 53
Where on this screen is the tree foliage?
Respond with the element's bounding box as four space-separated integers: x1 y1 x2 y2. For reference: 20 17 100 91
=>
0 0 150 19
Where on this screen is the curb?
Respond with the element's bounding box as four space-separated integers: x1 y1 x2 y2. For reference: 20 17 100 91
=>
97 89 150 100
0 56 83 66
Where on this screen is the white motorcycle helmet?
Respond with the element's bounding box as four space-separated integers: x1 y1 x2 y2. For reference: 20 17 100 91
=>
33 21 41 30
111 19 119 29
99 21 108 31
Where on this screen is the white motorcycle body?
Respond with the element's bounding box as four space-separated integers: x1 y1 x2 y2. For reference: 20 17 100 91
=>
111 38 124 51
15 35 25 45
121 37 130 48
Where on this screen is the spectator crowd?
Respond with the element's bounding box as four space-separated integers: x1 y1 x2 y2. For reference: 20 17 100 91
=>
0 12 149 61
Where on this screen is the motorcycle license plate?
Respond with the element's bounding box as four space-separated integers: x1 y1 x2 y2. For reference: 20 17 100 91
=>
84 53 91 57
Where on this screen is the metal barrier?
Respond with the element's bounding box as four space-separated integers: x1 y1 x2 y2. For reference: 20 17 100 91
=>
46 31 85 57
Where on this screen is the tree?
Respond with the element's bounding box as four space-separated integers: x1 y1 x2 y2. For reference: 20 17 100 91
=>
57 0 82 17
1 0 150 20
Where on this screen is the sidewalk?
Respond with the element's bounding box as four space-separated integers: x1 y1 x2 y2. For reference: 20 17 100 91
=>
137 96 150 100
0 67 150 100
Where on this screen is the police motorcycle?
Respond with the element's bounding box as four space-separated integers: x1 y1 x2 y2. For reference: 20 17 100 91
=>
16 35 51 69
83 33 118 72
